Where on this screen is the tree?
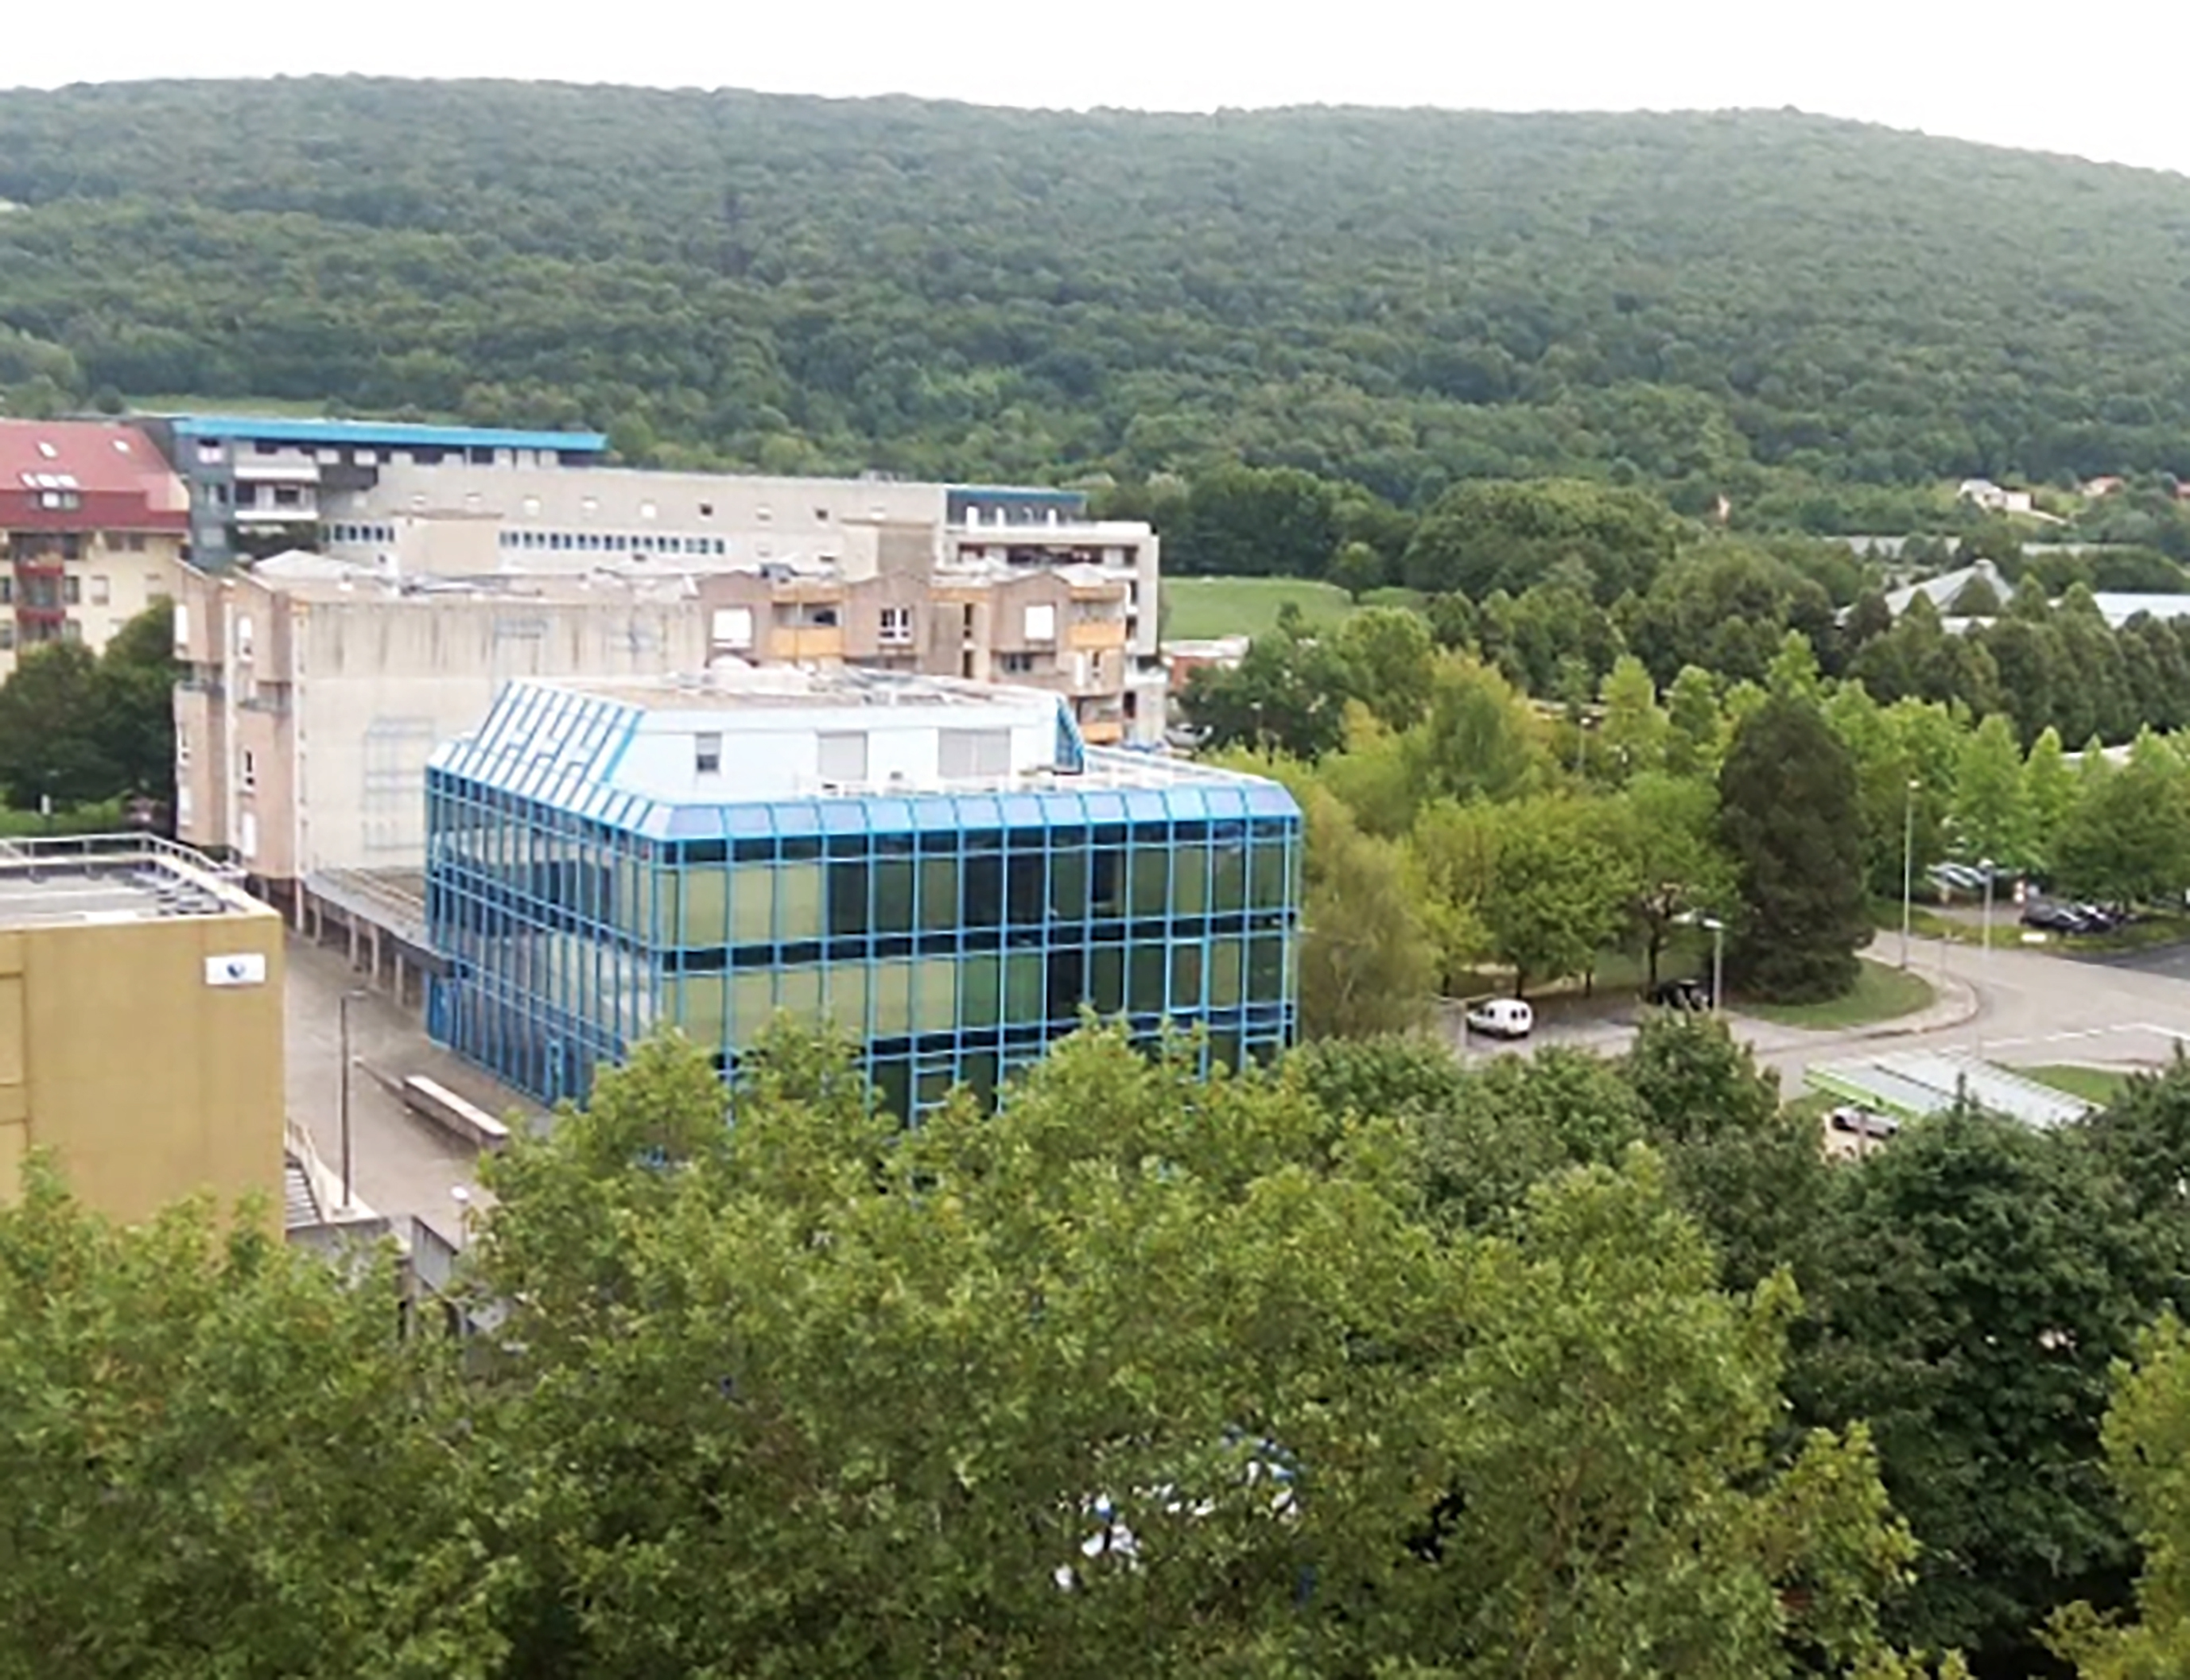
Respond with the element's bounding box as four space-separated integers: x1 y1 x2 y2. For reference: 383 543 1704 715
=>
1329 539 1384 602
1617 770 1738 989
1951 712 2033 871
2024 726 2079 874
0 642 118 810
2053 1317 2190 1676
1717 696 1871 1002
1177 463 1340 578
1295 785 1438 1038
1794 1107 2173 1666
1332 606 1435 733
93 600 180 804
2053 740 2190 906
1182 620 1356 760
1411 656 1541 806
1479 795 1638 996
1665 664 1726 778
1401 479 1679 604
1598 654 1668 783
0 1162 498 1676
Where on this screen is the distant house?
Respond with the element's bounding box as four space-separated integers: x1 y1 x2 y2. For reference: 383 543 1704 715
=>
2080 475 2126 499
1957 478 2035 516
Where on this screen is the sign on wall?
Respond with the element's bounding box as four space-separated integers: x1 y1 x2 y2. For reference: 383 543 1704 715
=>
204 953 267 987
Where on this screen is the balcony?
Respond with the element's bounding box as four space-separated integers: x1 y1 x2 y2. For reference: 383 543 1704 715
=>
770 627 845 662
1067 619 1128 653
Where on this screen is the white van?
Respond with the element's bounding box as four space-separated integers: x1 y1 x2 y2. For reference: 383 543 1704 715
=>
1464 997 1535 1038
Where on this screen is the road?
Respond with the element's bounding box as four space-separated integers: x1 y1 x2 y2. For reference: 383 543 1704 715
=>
284 934 543 1234
1472 934 2190 1097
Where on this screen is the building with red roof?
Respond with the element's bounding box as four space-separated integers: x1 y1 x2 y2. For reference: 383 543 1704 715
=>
0 420 187 670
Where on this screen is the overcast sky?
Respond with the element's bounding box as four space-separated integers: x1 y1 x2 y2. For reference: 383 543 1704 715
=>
9 0 2187 179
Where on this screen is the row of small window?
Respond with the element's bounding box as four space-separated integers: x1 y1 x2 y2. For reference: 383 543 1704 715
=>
655 941 1289 1052
495 530 732 557
0 620 84 650
8 533 144 561
431 840 1297 947
326 524 397 545
0 576 112 607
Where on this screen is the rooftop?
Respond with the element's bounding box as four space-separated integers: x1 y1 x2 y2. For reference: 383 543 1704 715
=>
0 836 263 929
1809 1050 2093 1130
0 420 184 503
168 414 610 454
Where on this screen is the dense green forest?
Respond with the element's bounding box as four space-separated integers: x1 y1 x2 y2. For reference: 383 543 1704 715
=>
5 80 2190 522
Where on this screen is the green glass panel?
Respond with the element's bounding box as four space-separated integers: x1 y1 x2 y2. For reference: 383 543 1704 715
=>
1130 846 1170 917
1171 944 1203 1007
777 967 825 1027
1248 936 1286 1002
827 861 869 937
919 856 960 929
731 864 773 945
1172 844 1209 914
1213 844 1248 912
873 960 914 1035
1091 946 1125 1014
918 958 957 1031
776 860 825 941
874 859 916 934
1249 841 1289 910
730 972 774 1047
1129 945 1167 1013
960 954 1001 1027
915 1067 953 1108
1048 850 1088 920
677 975 726 1051
826 964 868 1034
1210 937 1244 1007
681 870 728 946
1004 952 1045 1023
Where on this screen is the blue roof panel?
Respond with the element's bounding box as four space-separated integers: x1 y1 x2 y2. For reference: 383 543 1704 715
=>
169 414 608 453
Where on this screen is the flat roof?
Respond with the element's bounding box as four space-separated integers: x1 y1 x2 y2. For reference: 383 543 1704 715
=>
169 415 610 453
562 665 1044 713
0 843 263 929
1810 1050 2093 1130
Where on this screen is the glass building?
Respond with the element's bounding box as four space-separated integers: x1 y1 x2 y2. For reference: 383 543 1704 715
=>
424 669 1301 1115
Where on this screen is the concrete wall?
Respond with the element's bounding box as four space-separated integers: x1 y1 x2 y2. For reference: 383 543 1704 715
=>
294 596 712 874
0 905 285 1226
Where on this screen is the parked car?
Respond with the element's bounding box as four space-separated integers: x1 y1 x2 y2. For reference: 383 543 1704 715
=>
1647 976 1712 1011
2021 901 2093 934
1465 998 1535 1038
1929 863 1986 894
1828 1106 1901 1142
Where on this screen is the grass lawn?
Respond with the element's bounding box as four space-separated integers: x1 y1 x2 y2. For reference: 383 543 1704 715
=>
2023 1065 2132 1106
1163 577 1355 642
1738 960 1936 1031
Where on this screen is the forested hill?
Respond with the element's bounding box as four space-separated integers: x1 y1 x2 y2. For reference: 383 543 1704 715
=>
5 77 2190 519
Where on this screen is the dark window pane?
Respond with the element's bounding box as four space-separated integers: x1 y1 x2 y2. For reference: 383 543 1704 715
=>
827 860 868 937
919 856 958 929
1130 846 1170 917
1091 946 1125 1014
874 859 915 934
1171 944 1203 1008
1006 854 1046 925
1248 936 1286 1003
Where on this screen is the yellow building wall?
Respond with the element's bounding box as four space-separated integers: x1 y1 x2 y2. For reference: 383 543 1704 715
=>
0 910 285 1226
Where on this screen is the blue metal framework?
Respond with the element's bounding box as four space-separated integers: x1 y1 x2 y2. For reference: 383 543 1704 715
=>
424 686 1301 1115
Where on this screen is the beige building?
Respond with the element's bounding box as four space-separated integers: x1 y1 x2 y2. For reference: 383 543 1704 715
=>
173 557 713 889
318 464 1168 742
0 420 186 677
0 836 285 1226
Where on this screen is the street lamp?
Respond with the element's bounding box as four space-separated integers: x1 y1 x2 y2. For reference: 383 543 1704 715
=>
1700 915 1726 1016
1979 857 1995 959
337 988 367 1213
1901 778 1920 971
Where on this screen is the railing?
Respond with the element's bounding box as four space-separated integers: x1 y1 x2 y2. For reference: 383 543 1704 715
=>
0 832 246 881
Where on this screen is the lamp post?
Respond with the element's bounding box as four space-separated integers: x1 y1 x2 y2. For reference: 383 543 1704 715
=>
1701 915 1725 1016
1901 778 1920 970
337 988 367 1213
1979 857 1995 959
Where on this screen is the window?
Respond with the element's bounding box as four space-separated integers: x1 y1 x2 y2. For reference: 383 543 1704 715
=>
62 576 80 606
699 502 715 518
0 624 14 651
756 506 773 523
175 786 191 826
640 501 658 522
273 486 303 508
1000 652 1035 674
60 619 81 642
1023 603 1057 642
817 731 868 784
196 441 223 465
173 602 188 652
813 507 830 522
239 810 257 860
695 732 722 775
234 615 254 659
710 607 754 650
879 605 912 645
177 724 190 767
240 748 258 792
939 728 1011 779
522 495 541 518
0 579 12 605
